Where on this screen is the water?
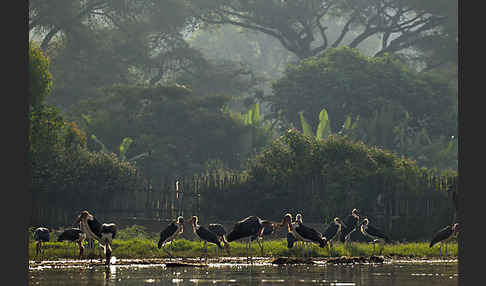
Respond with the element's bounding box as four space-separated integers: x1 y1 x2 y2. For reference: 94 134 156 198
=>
29 260 458 286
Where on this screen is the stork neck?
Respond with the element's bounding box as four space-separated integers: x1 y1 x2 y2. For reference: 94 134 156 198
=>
79 218 100 241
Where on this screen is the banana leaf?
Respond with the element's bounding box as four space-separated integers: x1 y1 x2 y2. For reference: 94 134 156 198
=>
299 111 313 137
316 107 332 139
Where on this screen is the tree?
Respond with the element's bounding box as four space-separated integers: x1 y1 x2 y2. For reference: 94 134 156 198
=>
70 85 273 179
405 0 457 71
191 0 448 60
29 42 52 108
28 41 145 225
29 0 205 109
269 47 456 169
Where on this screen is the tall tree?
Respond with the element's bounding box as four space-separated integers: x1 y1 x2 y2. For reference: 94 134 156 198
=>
270 47 457 164
191 0 449 60
29 0 204 108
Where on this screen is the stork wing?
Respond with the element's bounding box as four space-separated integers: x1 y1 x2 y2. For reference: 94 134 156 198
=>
261 220 277 236
208 224 226 236
366 224 390 242
34 228 50 242
227 216 262 242
101 223 118 239
197 226 222 247
430 225 453 247
340 215 359 242
58 228 82 242
295 223 323 242
87 216 103 238
322 223 338 240
159 222 178 248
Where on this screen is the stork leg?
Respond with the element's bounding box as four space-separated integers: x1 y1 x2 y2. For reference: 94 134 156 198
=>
105 242 112 265
161 244 175 260
35 241 40 258
203 241 208 262
249 236 253 263
247 236 253 264
257 238 264 257
78 241 84 259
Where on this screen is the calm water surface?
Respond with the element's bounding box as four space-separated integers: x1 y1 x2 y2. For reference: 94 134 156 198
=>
29 261 458 286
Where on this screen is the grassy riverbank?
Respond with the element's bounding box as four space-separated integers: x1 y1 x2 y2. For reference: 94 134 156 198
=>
29 225 457 261
29 238 457 261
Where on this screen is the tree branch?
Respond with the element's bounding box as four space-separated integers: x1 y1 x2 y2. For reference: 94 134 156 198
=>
331 12 359 48
199 13 299 56
40 27 62 51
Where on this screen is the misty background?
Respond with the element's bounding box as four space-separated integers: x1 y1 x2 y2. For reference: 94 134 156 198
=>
29 0 457 240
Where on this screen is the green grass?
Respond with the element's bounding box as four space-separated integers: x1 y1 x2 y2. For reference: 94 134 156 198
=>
29 238 458 261
29 225 457 260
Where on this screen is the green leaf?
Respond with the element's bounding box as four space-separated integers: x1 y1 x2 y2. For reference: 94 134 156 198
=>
245 109 253 125
316 120 328 139
316 107 332 139
319 107 329 122
299 111 313 137
343 115 352 130
252 103 260 123
119 137 134 161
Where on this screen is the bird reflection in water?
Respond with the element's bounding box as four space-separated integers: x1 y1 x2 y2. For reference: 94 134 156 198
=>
103 264 117 284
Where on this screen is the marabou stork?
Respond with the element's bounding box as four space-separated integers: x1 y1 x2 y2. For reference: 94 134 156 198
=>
57 228 86 258
283 213 327 257
429 223 459 257
33 227 50 258
158 216 184 258
226 216 265 263
340 208 361 245
76 210 118 265
251 220 281 256
189 216 230 259
208 223 230 256
322 217 346 254
359 218 391 254
287 231 297 249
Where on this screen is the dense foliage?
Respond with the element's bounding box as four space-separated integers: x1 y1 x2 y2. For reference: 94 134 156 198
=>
69 84 273 179
29 41 53 107
29 43 145 226
269 47 457 170
199 129 456 240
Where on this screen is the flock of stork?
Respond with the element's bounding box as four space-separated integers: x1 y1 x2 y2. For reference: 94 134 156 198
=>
33 206 459 265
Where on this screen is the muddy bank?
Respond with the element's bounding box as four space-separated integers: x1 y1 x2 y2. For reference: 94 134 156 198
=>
29 255 457 271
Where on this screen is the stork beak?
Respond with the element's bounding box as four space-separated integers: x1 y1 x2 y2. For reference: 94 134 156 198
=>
340 221 347 228
186 218 193 223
